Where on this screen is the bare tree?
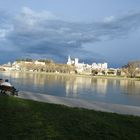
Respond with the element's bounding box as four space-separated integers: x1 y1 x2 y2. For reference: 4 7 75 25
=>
127 63 137 78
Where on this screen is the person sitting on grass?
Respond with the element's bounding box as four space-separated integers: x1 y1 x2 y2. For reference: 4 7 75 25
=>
1 79 12 87
0 79 18 95
0 79 4 85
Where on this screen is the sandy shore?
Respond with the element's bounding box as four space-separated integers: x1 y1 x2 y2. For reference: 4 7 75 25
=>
16 91 140 117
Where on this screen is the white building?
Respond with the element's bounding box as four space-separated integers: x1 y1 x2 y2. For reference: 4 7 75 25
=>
67 56 85 66
92 62 108 69
67 56 86 72
11 61 21 71
34 60 45 65
67 56 108 70
67 56 77 65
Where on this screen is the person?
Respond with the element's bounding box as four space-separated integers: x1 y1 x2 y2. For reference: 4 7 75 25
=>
0 79 4 85
0 79 18 95
1 79 12 87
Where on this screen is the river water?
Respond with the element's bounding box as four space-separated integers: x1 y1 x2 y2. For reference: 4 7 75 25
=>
1 71 140 107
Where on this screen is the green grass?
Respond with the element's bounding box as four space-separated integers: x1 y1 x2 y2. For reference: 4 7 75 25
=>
0 96 140 140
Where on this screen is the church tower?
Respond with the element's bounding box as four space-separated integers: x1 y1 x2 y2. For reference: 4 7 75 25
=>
74 58 79 66
67 55 72 65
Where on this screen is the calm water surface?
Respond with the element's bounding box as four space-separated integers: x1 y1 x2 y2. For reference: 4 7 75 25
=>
1 71 140 106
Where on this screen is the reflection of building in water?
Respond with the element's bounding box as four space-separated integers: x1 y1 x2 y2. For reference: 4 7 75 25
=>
65 80 78 97
65 77 108 97
120 80 128 88
90 78 108 95
95 79 108 95
65 78 79 97
65 77 91 97
33 74 46 86
119 80 140 95
112 80 116 87
4 71 47 87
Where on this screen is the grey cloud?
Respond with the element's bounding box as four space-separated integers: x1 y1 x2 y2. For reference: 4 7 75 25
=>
2 8 140 62
0 10 13 28
0 10 10 25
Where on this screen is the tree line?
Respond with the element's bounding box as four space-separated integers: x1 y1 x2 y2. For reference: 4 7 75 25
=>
14 59 75 73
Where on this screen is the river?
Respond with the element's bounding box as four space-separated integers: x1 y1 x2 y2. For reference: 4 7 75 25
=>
1 71 140 107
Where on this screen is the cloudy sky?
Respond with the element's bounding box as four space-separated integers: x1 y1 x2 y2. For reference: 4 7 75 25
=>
0 0 140 67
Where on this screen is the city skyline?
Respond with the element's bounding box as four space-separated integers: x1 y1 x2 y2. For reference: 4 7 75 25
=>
0 0 140 67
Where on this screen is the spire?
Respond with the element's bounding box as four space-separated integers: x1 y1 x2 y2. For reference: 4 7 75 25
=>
68 55 71 61
67 55 72 65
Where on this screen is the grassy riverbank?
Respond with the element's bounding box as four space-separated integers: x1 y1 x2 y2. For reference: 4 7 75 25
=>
0 96 140 140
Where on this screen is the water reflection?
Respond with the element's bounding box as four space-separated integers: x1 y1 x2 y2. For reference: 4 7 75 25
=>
1 71 140 106
65 77 108 97
1 72 140 95
119 80 140 95
65 77 92 97
91 78 108 95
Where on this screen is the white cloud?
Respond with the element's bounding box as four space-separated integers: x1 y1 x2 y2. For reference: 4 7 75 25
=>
104 16 115 22
0 26 13 40
0 29 7 39
19 7 58 26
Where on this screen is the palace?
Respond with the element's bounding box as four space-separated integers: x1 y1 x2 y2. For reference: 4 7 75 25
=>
67 55 108 72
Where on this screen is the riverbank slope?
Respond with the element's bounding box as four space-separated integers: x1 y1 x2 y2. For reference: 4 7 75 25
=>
18 91 140 116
